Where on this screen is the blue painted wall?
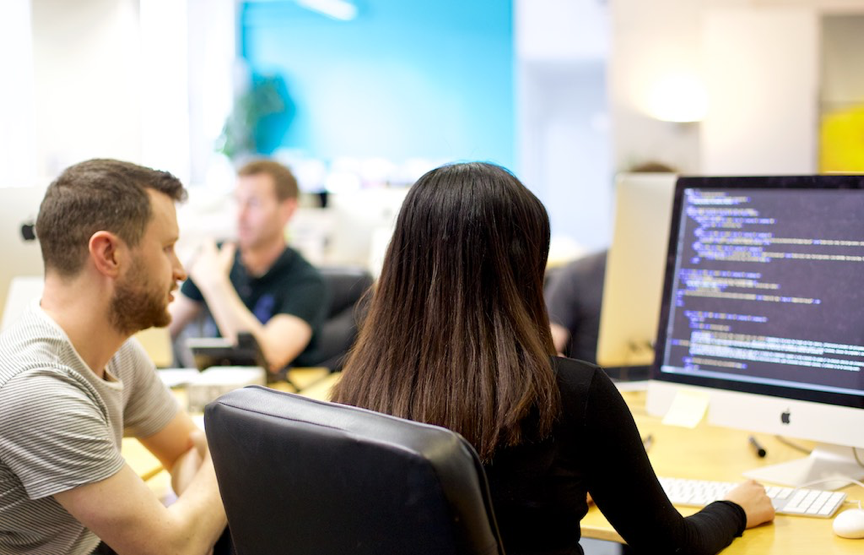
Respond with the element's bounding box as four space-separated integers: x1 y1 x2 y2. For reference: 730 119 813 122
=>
240 0 514 171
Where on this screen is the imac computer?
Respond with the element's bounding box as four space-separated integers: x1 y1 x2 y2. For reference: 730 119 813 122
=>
0 185 46 323
596 172 677 369
327 187 410 276
647 175 864 489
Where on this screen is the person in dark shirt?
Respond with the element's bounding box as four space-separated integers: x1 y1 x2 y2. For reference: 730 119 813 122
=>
169 159 328 374
332 162 774 555
545 250 607 361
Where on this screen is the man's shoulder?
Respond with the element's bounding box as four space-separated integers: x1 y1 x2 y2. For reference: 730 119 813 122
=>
562 250 607 277
0 308 72 386
0 353 99 424
0 309 112 415
271 247 325 283
283 246 319 270
109 337 157 378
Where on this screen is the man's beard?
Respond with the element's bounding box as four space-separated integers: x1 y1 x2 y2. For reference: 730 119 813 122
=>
109 259 171 336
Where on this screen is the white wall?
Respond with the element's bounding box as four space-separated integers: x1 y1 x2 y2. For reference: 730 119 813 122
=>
821 14 864 106
28 0 235 184
609 0 705 174
31 0 143 177
139 0 191 180
515 0 612 255
516 0 607 63
610 0 864 176
702 7 819 174
187 0 236 188
0 0 38 186
26 0 864 243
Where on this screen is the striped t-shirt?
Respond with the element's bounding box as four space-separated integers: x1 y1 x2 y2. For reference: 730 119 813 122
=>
0 303 178 554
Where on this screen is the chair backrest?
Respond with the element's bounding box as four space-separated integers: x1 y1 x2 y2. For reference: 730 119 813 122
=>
302 266 374 371
320 266 374 319
205 386 505 555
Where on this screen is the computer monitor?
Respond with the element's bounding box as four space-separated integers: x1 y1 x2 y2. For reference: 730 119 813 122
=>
327 187 410 276
596 172 677 368
186 333 267 372
0 185 46 321
647 175 864 489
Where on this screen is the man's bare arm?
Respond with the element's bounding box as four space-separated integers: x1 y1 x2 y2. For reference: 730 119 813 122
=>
54 458 226 555
184 240 316 371
168 294 203 340
258 313 313 370
138 410 205 495
550 322 570 356
196 276 312 371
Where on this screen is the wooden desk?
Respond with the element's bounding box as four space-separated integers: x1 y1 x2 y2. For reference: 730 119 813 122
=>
127 376 862 552
580 389 864 554
273 371 341 401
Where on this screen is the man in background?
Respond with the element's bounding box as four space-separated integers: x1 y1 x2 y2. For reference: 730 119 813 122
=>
0 159 227 554
545 250 607 362
169 159 328 376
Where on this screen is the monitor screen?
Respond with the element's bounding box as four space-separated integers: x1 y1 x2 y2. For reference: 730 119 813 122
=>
649 175 864 488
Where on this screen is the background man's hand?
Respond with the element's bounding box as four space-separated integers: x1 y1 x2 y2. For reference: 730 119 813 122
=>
189 240 236 291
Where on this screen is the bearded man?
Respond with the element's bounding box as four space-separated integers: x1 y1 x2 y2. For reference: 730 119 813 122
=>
0 159 228 555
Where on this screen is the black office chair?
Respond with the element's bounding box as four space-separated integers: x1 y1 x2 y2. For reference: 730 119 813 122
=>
302 266 374 371
205 386 505 555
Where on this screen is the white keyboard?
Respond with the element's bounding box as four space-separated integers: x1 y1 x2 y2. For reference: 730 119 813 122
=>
658 477 847 518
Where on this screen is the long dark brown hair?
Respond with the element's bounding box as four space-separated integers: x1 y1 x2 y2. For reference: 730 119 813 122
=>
332 162 560 461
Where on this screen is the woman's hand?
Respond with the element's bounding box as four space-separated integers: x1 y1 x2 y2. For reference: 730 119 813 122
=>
722 479 776 528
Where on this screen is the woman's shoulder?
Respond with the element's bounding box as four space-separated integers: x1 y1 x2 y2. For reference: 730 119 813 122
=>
550 355 606 401
550 356 626 430
552 355 622 402
551 355 601 384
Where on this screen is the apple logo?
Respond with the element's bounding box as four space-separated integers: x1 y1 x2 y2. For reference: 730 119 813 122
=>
20 221 36 242
781 409 791 425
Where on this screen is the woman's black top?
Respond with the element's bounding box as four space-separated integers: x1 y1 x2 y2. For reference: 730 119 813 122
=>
482 356 746 555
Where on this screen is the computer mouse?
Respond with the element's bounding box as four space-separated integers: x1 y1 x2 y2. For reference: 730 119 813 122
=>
833 508 864 539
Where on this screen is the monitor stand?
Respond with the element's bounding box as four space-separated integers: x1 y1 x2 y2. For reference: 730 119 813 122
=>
743 443 864 490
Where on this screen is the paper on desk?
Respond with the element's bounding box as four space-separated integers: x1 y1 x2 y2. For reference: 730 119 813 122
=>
157 368 200 388
661 389 710 428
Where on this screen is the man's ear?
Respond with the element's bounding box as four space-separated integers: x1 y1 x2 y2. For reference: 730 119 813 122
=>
89 231 125 278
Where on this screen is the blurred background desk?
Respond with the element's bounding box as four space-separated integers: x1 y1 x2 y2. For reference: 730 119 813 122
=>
581 389 864 554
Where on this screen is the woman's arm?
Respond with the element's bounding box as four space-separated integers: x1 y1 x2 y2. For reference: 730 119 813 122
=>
579 368 771 554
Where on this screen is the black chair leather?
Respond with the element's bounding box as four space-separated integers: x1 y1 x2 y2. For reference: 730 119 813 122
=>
205 386 505 555
302 266 374 371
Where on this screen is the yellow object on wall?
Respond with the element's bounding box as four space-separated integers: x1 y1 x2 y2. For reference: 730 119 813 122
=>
820 103 864 172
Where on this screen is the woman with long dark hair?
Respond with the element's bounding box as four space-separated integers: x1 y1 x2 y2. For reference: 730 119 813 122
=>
332 162 773 555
